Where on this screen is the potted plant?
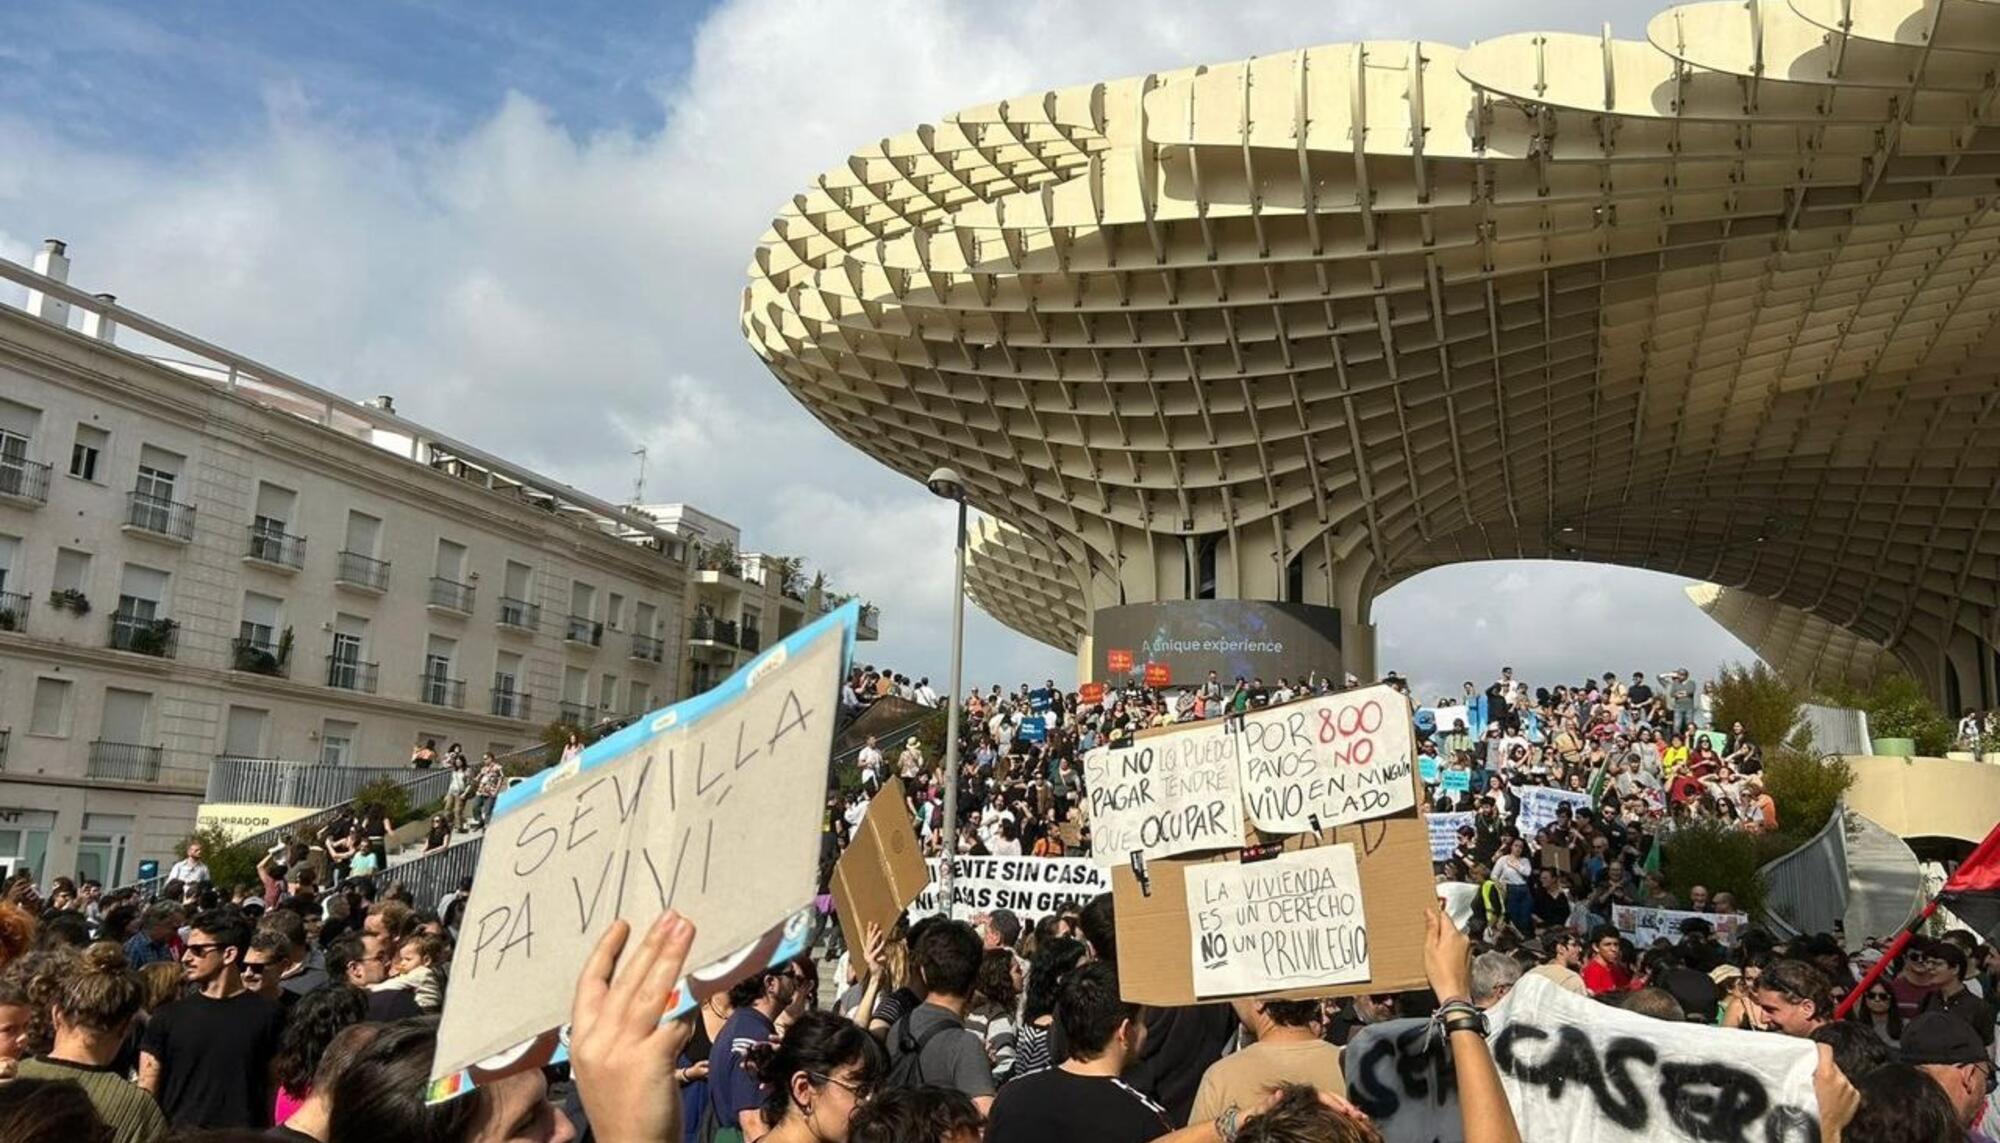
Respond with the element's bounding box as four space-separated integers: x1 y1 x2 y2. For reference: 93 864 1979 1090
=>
0 605 16 632
131 617 178 656
47 588 90 616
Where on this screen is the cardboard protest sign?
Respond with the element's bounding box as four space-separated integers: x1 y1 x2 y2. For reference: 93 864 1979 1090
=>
427 606 851 1098
1187 845 1370 998
1348 974 1820 1143
1418 756 1440 784
1082 731 1243 867
1111 816 1432 1005
1612 904 1748 948
1237 685 1417 833
909 855 1111 922
1440 769 1472 795
1426 812 1474 861
830 777 926 959
1514 785 1593 837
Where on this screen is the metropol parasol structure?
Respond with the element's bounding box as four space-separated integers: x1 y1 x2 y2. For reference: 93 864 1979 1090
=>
745 0 2000 709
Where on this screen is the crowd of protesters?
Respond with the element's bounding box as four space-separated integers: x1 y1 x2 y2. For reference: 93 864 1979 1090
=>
0 659 1985 1142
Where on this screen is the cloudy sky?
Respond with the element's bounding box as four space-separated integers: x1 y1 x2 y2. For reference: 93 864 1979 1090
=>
0 0 1759 701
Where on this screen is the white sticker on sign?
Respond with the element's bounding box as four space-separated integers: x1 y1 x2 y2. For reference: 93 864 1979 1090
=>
1236 686 1418 833
1186 844 1370 998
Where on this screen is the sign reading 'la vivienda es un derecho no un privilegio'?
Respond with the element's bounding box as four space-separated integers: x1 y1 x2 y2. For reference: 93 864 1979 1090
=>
1098 683 1436 1007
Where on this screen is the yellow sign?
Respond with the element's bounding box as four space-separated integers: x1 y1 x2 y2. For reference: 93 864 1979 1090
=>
196 802 318 844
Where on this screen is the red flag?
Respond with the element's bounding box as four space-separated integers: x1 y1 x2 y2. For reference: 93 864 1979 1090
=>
1937 819 2000 942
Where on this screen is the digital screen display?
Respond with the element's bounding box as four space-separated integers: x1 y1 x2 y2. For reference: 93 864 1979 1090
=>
1089 601 1343 688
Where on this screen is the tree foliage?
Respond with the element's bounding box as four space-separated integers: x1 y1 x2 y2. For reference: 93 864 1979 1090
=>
351 777 413 826
1752 750 1855 866
174 825 262 894
1712 662 1806 748
1818 673 1955 756
1661 819 1767 920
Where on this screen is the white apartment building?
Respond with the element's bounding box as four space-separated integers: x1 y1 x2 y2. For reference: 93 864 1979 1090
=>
0 241 873 886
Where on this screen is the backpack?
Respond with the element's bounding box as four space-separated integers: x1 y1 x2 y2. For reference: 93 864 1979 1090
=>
884 1014 959 1090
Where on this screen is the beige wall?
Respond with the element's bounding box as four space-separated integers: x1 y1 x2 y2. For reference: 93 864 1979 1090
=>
1844 755 2000 846
0 307 692 883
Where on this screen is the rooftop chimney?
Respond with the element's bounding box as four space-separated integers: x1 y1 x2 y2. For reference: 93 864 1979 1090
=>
26 239 71 327
79 293 117 345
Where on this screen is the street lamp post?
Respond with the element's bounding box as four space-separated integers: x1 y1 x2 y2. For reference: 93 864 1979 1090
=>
927 466 969 917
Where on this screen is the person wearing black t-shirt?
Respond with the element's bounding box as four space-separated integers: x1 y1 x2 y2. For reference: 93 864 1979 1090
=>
138 907 286 1129
987 961 1171 1143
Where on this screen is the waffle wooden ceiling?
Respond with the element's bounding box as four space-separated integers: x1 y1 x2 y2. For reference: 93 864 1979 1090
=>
745 0 2000 669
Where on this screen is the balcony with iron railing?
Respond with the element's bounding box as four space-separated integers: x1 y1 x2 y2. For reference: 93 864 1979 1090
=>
491 684 532 720
123 491 196 543
687 615 739 647
0 590 28 635
230 636 288 678
557 699 593 725
244 524 306 571
428 576 476 615
421 673 466 709
0 457 50 507
326 655 379 693
108 612 177 658
740 625 763 653
630 632 664 662
565 615 603 647
497 596 540 633
88 740 162 783
333 550 390 592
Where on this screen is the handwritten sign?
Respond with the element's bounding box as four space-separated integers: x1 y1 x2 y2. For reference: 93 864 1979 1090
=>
1186 845 1370 998
1237 685 1417 833
1612 905 1749 948
1348 974 1819 1143
1418 757 1440 783
428 609 848 1092
1082 733 1243 867
1514 785 1593 837
909 856 1111 922
1426 812 1475 862
1440 769 1472 795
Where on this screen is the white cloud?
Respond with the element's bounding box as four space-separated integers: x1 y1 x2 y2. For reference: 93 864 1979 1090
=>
2 0 1752 691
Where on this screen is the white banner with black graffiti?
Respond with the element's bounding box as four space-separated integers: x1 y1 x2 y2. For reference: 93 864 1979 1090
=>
1345 974 1821 1143
906 856 1111 923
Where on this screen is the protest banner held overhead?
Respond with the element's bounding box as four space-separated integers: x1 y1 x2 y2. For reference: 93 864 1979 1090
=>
1347 973 1821 1143
908 855 1112 922
1612 904 1749 948
1514 785 1594 837
426 603 856 1100
1427 812 1475 861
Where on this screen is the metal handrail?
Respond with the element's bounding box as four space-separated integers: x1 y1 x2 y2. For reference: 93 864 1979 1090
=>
428 576 475 613
0 457 51 504
0 590 28 634
245 524 306 568
124 491 195 540
334 550 390 590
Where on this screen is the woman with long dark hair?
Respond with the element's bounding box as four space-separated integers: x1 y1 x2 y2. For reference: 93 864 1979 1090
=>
1011 936 1086 1081
743 1009 884 1143
274 985 370 1124
1849 978 1904 1046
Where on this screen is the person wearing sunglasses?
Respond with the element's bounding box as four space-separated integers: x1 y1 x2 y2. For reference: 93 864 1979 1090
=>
136 907 287 1130
1901 1012 1999 1133
240 930 292 1006
1847 980 1904 1046
738 1009 884 1143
